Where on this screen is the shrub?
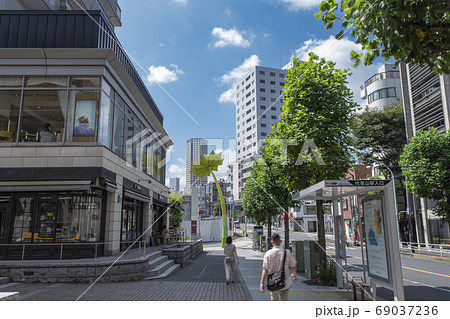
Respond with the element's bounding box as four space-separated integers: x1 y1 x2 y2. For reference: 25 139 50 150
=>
313 259 337 286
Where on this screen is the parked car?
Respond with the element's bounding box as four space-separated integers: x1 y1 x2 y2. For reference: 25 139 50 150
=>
234 221 240 228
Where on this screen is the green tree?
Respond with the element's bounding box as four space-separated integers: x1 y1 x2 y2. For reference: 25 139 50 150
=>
265 54 357 263
400 128 450 222
316 0 450 74
169 193 184 229
243 159 295 242
191 151 228 247
352 102 407 193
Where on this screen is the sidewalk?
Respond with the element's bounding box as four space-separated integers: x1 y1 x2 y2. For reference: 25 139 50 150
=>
222 235 353 301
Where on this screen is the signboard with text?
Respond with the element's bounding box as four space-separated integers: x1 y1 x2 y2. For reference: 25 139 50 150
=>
363 195 391 283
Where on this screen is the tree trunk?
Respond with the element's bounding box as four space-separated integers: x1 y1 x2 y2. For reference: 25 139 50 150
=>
267 215 272 238
284 209 290 249
316 199 327 263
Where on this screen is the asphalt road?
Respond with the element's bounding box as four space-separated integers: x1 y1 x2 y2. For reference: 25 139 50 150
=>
257 228 450 301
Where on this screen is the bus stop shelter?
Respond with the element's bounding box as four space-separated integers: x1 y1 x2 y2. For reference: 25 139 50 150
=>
292 179 405 301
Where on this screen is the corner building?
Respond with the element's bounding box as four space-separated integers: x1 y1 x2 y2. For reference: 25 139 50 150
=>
0 0 172 259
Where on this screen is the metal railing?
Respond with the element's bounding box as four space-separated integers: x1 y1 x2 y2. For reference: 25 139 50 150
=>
0 240 147 263
400 242 450 258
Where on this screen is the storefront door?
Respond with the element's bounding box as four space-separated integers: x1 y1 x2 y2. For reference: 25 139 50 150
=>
120 198 143 251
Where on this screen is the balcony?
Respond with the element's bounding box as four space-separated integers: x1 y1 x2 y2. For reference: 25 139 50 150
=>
0 10 162 124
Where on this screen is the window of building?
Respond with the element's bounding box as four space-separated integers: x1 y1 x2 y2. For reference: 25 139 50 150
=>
70 77 101 88
270 72 275 76
259 71 265 75
262 115 266 118
279 74 284 77
0 90 21 142
260 88 265 92
259 79 265 84
280 82 285 86
260 97 266 101
305 206 316 215
261 132 266 137
21 90 68 142
270 98 276 102
261 123 266 127
260 105 266 110
67 90 100 143
112 94 126 157
271 106 276 111
271 115 277 119
270 81 275 85
270 89 276 94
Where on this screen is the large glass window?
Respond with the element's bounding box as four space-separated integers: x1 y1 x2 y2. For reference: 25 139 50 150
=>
33 197 57 242
0 90 21 142
21 91 67 142
98 90 114 148
25 77 67 88
73 195 102 242
125 107 135 164
67 90 99 142
0 76 22 88
112 95 125 157
12 197 34 243
70 77 101 88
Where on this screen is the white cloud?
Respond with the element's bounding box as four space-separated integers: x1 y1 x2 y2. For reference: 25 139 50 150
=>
212 27 251 48
218 54 261 103
172 0 187 4
220 54 261 85
147 64 184 85
276 0 322 11
291 36 381 105
218 88 235 103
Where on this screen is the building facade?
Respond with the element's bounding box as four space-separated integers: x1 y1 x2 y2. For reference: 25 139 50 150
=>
234 66 288 200
185 138 207 191
360 64 402 109
0 0 172 259
400 63 450 245
169 177 180 193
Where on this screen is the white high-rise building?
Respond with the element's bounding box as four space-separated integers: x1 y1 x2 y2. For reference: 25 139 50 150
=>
186 138 208 191
360 64 402 109
234 66 288 200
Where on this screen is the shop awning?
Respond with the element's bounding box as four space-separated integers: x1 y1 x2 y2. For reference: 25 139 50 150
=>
0 180 92 192
124 189 151 202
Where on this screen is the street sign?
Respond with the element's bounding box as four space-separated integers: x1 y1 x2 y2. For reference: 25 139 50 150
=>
348 179 391 187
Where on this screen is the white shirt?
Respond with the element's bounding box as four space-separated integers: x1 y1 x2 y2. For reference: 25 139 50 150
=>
263 246 296 290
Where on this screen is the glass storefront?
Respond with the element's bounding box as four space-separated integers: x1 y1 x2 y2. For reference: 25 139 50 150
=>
10 191 104 244
120 198 143 251
1 190 105 259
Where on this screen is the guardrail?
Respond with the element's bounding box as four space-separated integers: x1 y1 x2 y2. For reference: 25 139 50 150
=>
0 240 147 263
400 242 450 258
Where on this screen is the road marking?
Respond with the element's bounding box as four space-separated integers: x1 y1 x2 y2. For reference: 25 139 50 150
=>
401 266 450 279
404 279 450 294
263 292 351 297
341 254 450 279
197 265 207 280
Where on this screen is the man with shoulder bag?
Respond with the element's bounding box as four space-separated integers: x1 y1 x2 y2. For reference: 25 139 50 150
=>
260 233 297 301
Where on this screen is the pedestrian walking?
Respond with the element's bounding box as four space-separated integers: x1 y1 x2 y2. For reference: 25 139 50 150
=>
260 233 297 301
223 236 239 284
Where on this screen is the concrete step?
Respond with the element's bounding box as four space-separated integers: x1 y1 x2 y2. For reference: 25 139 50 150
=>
143 264 180 280
148 255 168 270
145 259 174 277
146 251 163 261
0 277 9 285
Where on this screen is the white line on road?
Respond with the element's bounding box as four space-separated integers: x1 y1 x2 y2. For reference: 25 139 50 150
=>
197 265 207 280
403 279 450 294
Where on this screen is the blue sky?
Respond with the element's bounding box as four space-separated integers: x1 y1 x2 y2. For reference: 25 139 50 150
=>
115 0 382 190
